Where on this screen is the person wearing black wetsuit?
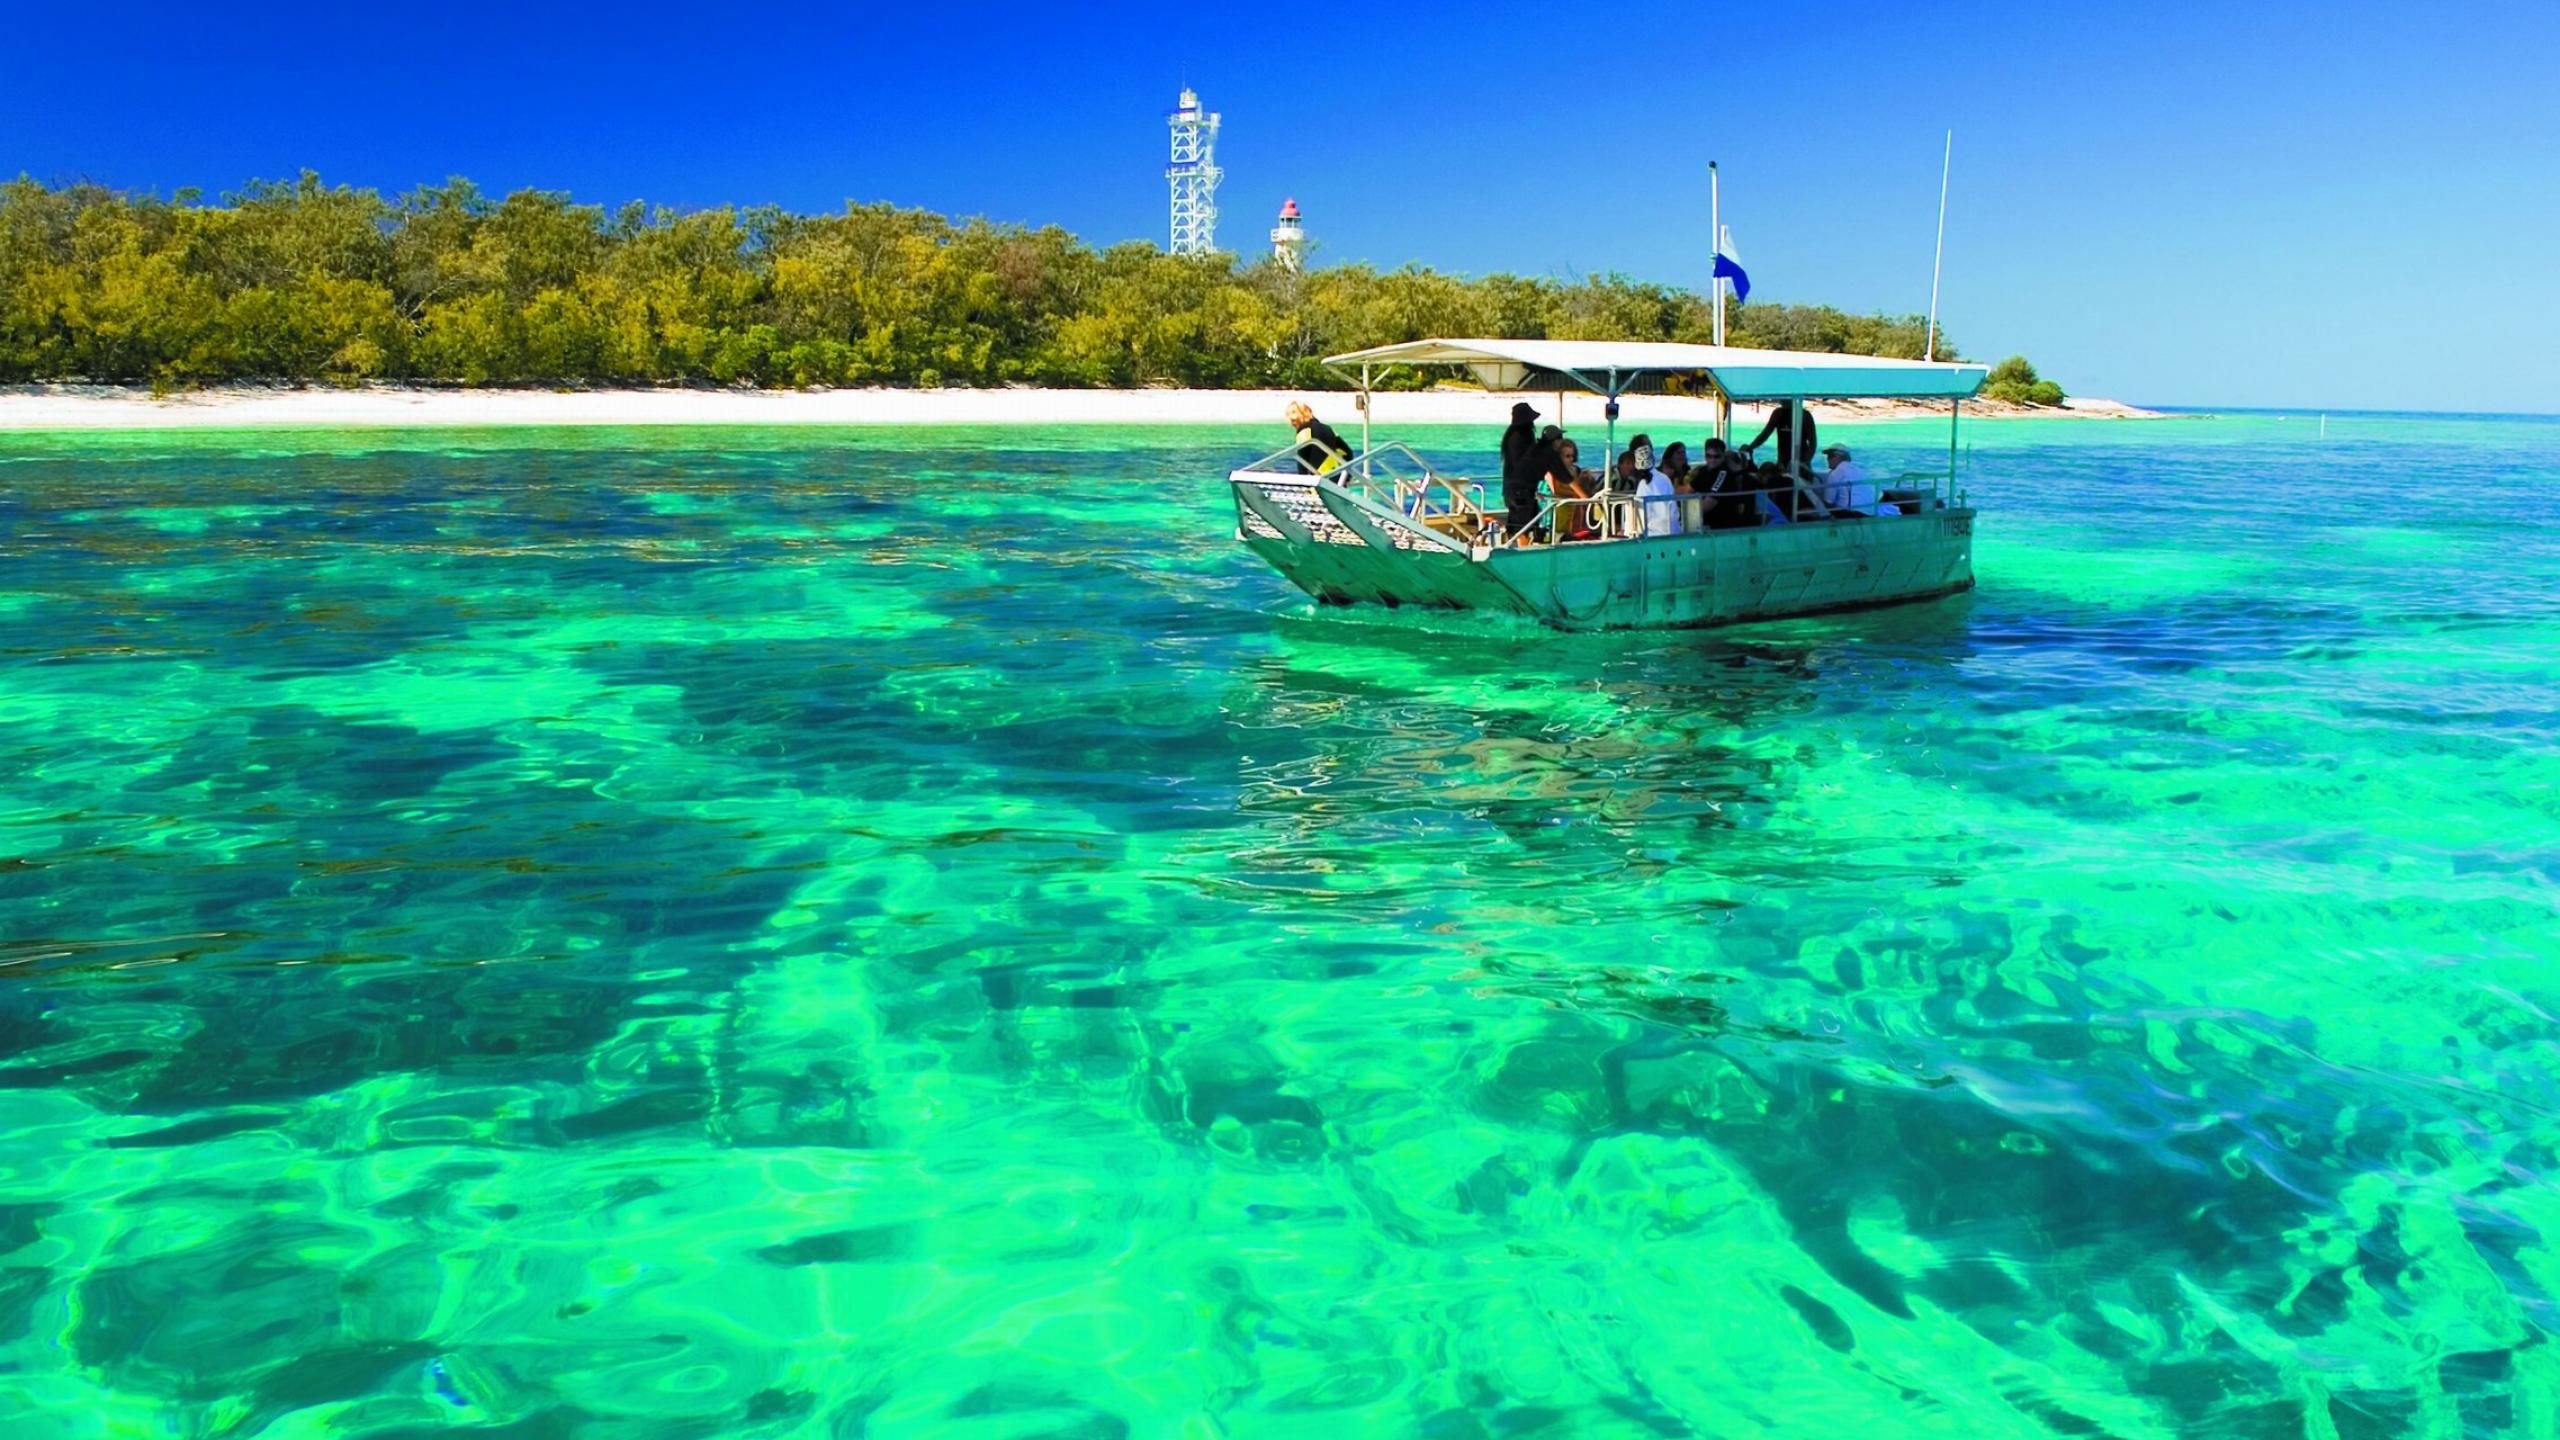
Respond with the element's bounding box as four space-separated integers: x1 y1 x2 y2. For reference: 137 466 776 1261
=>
1499 401 1544 536
1284 402 1354 475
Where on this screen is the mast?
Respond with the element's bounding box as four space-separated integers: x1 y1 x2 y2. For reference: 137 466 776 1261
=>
1710 161 1724 347
1926 130 1951 362
1710 162 1729 441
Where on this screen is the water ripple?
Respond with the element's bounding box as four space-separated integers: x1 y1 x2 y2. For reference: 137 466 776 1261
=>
1 416 2557 1434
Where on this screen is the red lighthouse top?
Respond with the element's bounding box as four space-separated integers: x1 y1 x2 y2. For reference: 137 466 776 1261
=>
1279 197 1300 219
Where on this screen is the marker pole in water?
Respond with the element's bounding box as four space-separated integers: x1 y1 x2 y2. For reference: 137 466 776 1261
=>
1926 130 1951 362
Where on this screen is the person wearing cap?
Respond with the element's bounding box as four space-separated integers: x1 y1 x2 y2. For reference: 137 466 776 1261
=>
1612 433 1667 495
1283 401 1353 477
1593 435 1665 538
1499 401 1547 537
1637 452 1683 536
1819 443 1874 515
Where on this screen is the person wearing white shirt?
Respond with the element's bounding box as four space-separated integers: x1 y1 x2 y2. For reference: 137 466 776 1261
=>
1819 444 1880 516
1628 435 1689 535
1638 466 1681 535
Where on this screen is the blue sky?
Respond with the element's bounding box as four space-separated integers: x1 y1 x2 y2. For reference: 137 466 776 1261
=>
10 1 2556 410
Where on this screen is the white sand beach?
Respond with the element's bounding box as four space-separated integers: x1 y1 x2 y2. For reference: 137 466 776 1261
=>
0 383 2162 432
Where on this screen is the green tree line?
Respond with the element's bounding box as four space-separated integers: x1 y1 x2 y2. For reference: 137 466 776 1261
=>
0 173 2047 393
1981 355 2067 406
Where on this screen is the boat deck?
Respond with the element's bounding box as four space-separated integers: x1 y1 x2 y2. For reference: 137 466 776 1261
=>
1229 445 1975 631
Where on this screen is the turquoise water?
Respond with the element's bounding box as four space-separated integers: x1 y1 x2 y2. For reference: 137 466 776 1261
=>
1 413 2556 1437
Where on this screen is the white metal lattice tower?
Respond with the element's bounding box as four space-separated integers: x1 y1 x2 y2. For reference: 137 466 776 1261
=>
1166 87 1222 255
1270 197 1305 271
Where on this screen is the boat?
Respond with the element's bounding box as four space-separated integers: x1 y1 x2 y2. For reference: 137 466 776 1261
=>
1228 338 1988 631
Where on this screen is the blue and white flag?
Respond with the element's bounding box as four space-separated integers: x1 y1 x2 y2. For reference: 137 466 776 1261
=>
1713 226 1750 303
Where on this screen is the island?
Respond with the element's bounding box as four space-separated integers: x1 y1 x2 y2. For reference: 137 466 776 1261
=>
0 174 2152 428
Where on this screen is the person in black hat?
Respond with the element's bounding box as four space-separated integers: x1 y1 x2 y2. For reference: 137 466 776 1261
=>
1499 401 1546 537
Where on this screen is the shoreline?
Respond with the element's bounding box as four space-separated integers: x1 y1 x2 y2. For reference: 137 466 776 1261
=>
0 383 2166 433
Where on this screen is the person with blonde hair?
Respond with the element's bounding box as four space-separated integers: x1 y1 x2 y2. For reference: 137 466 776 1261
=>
1284 401 1353 476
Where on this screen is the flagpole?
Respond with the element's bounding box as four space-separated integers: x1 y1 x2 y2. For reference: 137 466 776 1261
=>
1926 130 1951 362
1710 161 1724 347
1710 161 1731 442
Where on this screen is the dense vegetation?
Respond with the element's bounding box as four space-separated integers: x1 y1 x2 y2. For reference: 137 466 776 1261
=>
1981 354 2067 406
0 173 2027 392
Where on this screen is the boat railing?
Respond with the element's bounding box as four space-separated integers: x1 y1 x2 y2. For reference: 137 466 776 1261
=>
1504 492 1644 548
1239 443 1965 551
1889 469 1968 510
1233 442 1495 527
1495 465 1967 549
1345 442 1492 520
1233 444 1318 477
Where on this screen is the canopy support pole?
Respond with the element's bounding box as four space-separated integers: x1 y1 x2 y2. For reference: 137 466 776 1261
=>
1359 364 1373 475
1948 398 1960 506
1794 391 1813 518
1604 369 1620 465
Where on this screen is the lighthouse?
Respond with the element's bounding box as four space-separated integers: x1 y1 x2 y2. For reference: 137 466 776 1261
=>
1270 197 1305 272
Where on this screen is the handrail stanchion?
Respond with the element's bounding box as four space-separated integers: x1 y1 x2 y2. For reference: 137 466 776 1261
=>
1948 398 1960 509
1359 364 1373 479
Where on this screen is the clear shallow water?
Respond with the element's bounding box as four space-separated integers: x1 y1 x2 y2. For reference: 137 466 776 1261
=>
0 413 2556 1438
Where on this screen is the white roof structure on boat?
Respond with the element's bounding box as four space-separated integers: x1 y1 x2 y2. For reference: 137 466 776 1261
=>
1323 338 1987 401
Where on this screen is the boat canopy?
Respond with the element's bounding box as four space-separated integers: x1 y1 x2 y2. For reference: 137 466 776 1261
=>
1323 338 1987 402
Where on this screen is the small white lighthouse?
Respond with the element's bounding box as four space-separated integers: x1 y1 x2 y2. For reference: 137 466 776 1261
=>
1270 197 1305 272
